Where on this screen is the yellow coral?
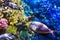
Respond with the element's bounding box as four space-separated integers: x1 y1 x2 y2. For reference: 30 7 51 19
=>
11 0 21 6
0 11 3 18
7 25 17 34
0 0 32 35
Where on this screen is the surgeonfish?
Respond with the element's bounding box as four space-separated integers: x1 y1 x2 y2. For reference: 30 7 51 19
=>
29 21 55 37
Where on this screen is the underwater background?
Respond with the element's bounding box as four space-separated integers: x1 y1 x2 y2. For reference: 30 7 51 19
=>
21 0 60 40
0 0 60 40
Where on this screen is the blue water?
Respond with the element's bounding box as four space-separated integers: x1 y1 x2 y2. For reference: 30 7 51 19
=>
21 0 60 40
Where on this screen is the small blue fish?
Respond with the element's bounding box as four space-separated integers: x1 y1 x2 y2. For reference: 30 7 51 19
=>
8 2 19 9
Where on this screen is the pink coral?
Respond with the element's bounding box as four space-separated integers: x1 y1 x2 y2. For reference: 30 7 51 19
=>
0 18 8 28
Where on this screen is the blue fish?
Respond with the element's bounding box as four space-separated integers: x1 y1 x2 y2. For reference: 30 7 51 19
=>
8 2 19 9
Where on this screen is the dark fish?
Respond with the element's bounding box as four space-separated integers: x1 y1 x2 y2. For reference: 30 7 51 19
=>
29 21 55 37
